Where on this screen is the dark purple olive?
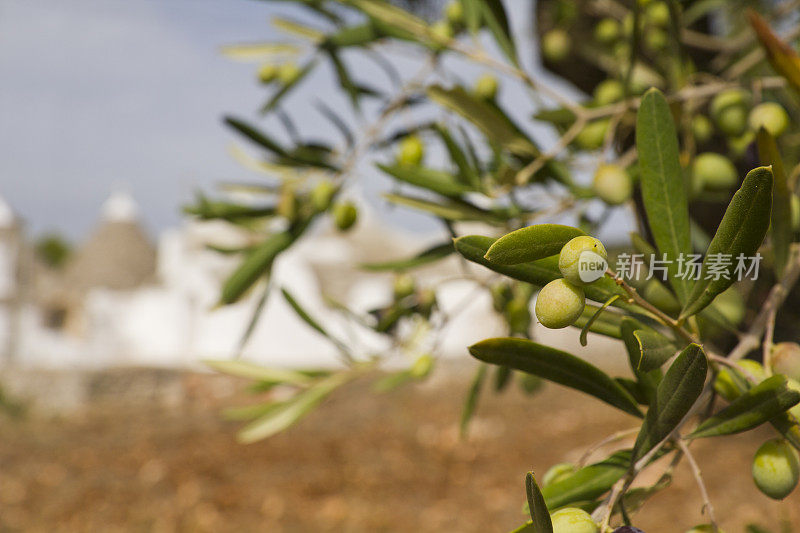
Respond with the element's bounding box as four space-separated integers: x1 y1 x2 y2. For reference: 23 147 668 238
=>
613 527 645 533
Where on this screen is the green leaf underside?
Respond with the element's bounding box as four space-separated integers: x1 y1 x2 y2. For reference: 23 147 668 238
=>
756 129 791 277
633 343 708 461
361 242 453 271
204 359 313 386
689 375 800 439
468 337 643 417
221 232 294 304
636 88 692 304
526 472 553 533
680 166 773 319
484 224 586 265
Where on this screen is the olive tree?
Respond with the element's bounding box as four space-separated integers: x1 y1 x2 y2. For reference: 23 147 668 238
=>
187 0 800 530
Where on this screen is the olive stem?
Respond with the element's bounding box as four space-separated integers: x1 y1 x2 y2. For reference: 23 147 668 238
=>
677 439 719 532
604 269 697 344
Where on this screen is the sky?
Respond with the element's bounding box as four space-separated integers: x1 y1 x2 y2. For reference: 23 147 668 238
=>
0 0 631 243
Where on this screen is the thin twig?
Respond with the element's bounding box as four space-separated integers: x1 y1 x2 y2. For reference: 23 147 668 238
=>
678 440 719 531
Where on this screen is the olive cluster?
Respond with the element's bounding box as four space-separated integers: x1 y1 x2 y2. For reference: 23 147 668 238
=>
534 236 608 329
714 343 800 500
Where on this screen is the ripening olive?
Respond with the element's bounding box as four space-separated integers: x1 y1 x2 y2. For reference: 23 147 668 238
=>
258 64 279 84
278 62 302 85
444 0 464 25
542 462 576 487
692 152 738 190
542 29 571 63
410 353 434 378
595 18 621 44
310 181 336 212
752 438 800 500
393 274 415 301
474 73 499 101
749 102 790 137
333 201 358 231
398 135 424 166
558 236 608 285
550 507 599 533
714 359 767 401
645 28 668 51
592 164 633 206
711 89 750 137
645 2 670 27
614 528 645 533
691 115 714 144
535 279 585 329
575 119 611 150
727 130 755 159
770 342 800 382
593 79 625 105
430 20 454 44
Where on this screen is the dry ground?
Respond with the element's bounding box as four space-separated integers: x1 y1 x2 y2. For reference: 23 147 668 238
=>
0 367 798 532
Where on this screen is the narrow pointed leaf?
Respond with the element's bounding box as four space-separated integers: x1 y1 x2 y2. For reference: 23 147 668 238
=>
428 85 539 158
460 363 488 437
680 166 773 319
220 42 300 61
574 303 624 340
384 193 507 224
632 330 679 372
361 242 453 271
636 88 691 303
377 163 474 197
260 61 315 113
526 473 553 533
281 288 351 357
434 124 481 188
204 359 314 386
469 338 643 417
620 318 662 403
756 129 791 277
485 224 586 265
689 375 800 439
480 0 518 66
541 450 631 509
579 295 620 346
221 232 293 304
633 344 708 461
748 10 800 94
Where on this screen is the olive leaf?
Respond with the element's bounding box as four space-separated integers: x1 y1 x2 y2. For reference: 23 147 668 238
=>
361 242 453 271
377 163 474 197
281 288 353 358
460 363 488 437
574 303 624 340
632 343 708 461
579 295 620 346
427 85 540 158
680 166 773 319
632 329 679 372
748 10 800 95
433 124 482 189
688 375 800 439
756 129 792 277
484 224 586 265
260 61 316 113
635 88 692 304
526 472 553 533
479 0 518 66
204 359 315 387
384 193 508 224
541 450 631 509
221 232 294 304
468 338 643 417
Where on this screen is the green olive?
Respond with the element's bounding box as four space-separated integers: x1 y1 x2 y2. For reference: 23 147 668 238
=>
258 64 279 84
771 342 800 382
691 115 714 144
542 462 576 487
310 181 336 212
613 42 631 62
727 130 755 158
430 20 454 44
550 507 598 533
278 62 302 85
748 102 790 137
592 164 633 206
645 2 670 27
558 236 608 285
714 359 767 401
594 18 620 44
692 152 738 190
752 438 800 500
645 28 668 51
474 73 499 100
444 0 464 25
393 274 415 300
333 202 358 231
542 29 571 63
398 135 425 166
593 79 625 105
535 279 585 329
711 89 750 137
575 119 611 150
